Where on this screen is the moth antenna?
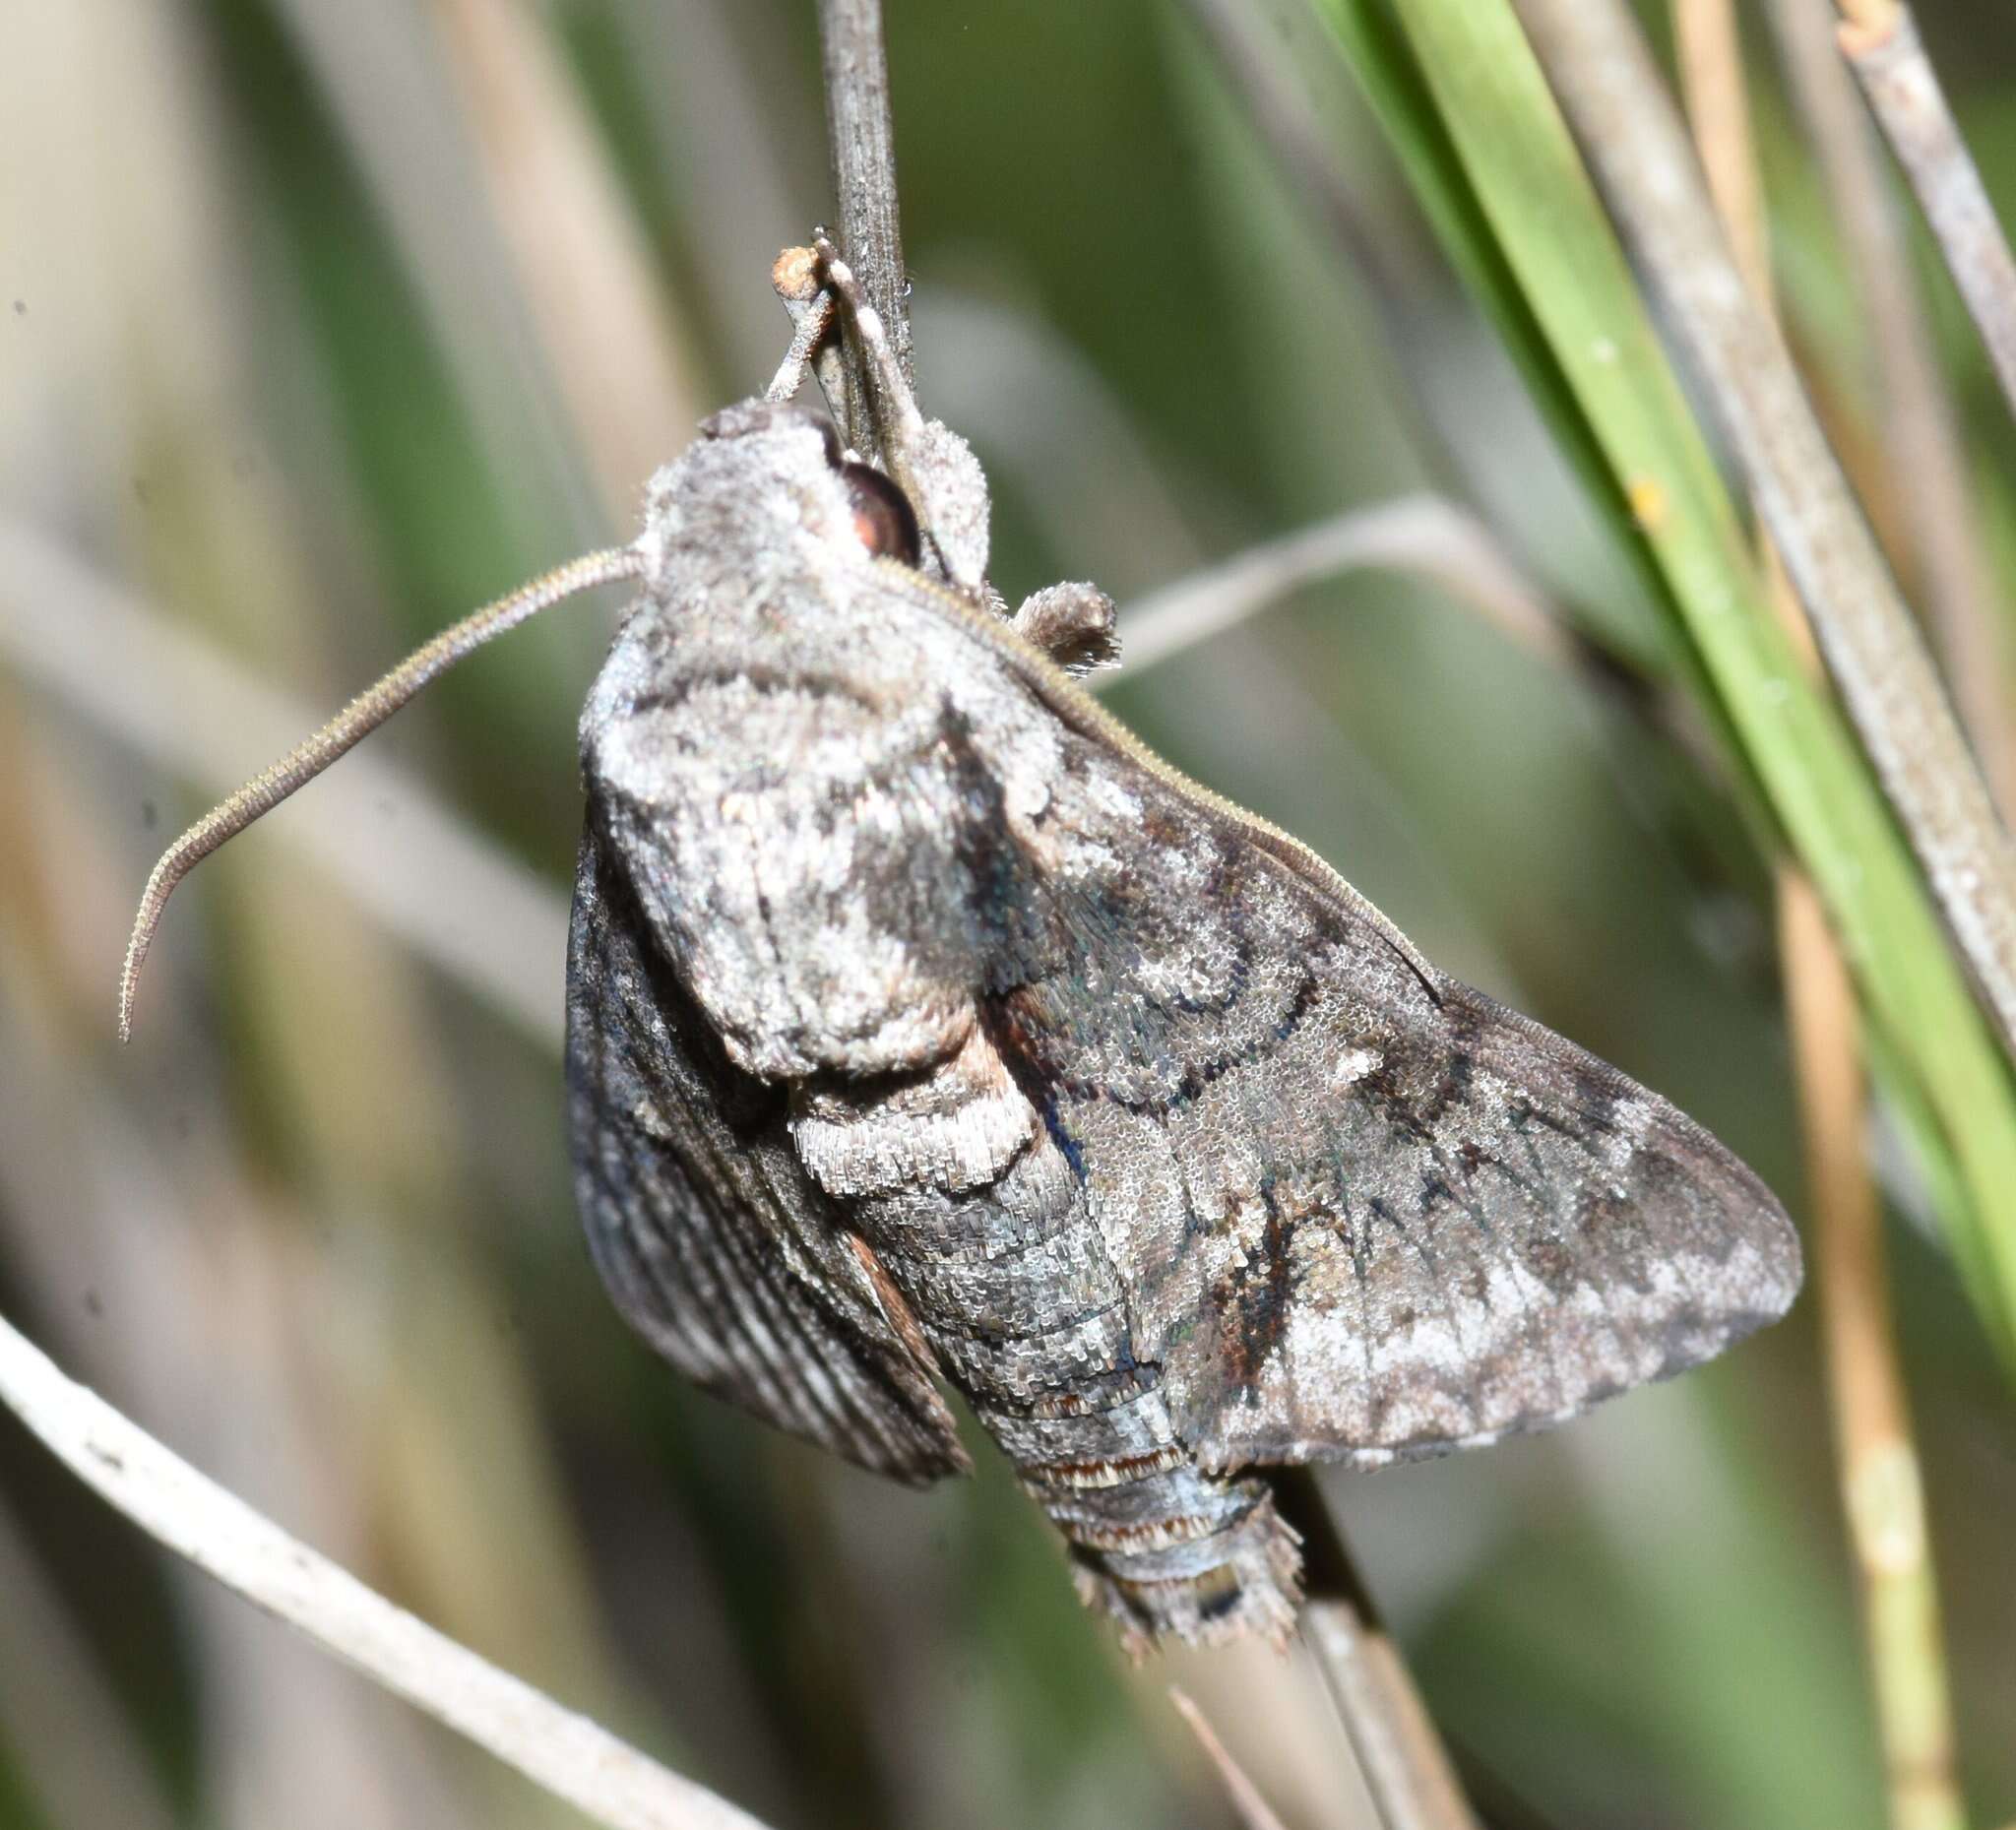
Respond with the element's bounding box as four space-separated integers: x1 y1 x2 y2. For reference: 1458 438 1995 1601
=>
117 544 648 1043
809 236 932 505
765 248 838 405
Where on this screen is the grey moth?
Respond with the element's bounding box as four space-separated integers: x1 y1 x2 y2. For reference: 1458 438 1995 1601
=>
122 241 1801 1652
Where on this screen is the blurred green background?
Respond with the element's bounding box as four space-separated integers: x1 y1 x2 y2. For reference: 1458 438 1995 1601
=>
1 3 2013 1827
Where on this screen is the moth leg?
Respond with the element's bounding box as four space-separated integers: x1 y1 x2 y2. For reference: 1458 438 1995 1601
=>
763 288 836 405
1011 582 1120 675
765 246 846 408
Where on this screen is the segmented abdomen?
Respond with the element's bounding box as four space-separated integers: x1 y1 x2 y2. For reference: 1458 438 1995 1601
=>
994 1381 1299 1651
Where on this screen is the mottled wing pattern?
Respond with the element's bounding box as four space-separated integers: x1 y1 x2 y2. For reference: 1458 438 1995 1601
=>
994 721 1802 1475
567 825 970 1484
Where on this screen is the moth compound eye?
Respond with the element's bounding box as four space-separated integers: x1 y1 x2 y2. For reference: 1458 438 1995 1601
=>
842 463 920 567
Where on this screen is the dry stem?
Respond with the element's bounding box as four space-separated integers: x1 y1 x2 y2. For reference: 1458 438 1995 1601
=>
0 1308 774 1830
1169 1687 1296 1830
1278 1471 1482 1830
1841 6 2016 451
1790 875 1966 1830
1109 494 1570 681
816 0 912 455
1768 0 2015 820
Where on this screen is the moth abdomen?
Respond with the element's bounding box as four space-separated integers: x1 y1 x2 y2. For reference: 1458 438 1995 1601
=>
1054 1472 1302 1654
992 1399 1302 1652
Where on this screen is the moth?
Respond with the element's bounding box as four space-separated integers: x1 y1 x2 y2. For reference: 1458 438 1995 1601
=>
121 240 1801 1652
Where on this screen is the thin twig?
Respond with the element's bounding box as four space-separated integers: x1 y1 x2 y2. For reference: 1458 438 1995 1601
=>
1277 1471 1481 1830
1299 1603 1480 1830
1767 0 2015 819
1107 495 1572 681
1510 0 2016 1075
1842 6 2016 443
1169 1688 1295 1830
813 17 1465 1824
816 0 911 455
0 1308 775 1830
1671 12 1966 1828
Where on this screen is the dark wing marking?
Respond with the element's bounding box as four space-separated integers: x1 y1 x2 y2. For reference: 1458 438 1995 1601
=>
992 731 1801 1474
567 826 970 1484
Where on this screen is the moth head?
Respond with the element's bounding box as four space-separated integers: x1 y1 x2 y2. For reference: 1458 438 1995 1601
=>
684 399 926 574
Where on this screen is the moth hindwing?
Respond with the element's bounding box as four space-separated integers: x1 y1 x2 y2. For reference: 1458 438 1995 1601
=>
124 243 1800 1654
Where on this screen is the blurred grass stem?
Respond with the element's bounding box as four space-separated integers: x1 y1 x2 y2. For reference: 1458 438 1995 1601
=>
1174 0 1472 495
0 1488 181 1830
1108 494 1571 681
265 0 606 554
1841 6 2016 449
1281 1472 1482 1830
1169 1687 1294 1830
0 1307 777 1830
1177 0 1413 310
433 0 703 517
1674 8 1966 1826
1508 0 2016 1153
1795 885 1967 1830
